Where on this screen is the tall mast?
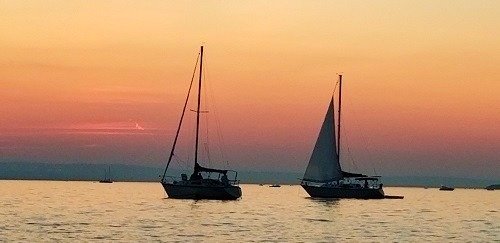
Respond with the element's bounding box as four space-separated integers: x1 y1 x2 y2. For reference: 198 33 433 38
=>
194 46 203 168
337 75 342 160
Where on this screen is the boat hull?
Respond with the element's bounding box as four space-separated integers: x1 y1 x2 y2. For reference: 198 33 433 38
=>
439 188 454 191
161 182 242 200
302 184 385 199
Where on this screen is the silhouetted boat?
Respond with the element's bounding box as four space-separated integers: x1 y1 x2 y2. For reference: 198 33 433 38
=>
269 184 281 188
99 165 113 183
485 184 499 191
439 185 455 191
160 46 241 200
301 75 385 199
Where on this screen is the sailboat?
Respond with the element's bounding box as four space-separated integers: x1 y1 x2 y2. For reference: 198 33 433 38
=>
160 46 242 200
99 165 113 183
301 75 385 199
439 185 455 191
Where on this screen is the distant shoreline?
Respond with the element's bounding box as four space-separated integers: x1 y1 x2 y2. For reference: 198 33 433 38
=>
0 162 497 188
0 179 497 190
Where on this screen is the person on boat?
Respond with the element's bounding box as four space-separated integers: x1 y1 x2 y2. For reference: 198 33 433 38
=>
221 173 229 185
364 180 368 189
190 172 203 181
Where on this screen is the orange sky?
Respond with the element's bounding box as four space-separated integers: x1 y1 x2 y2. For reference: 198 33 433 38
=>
1 1 499 179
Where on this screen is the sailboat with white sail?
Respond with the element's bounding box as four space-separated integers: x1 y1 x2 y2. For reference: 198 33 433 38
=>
160 46 242 200
301 75 385 199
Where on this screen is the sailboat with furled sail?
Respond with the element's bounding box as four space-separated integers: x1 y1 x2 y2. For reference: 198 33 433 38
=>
301 75 385 199
99 165 113 183
160 46 242 200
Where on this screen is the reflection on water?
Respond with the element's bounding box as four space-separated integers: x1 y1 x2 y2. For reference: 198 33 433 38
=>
0 181 498 241
306 197 341 205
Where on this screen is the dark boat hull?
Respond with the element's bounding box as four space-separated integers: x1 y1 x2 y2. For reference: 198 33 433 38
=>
161 182 241 200
485 184 500 190
302 184 385 199
439 188 454 191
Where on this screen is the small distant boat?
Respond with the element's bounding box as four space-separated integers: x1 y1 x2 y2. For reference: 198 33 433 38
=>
439 185 454 191
269 184 281 188
259 184 264 186
485 184 499 191
99 165 113 183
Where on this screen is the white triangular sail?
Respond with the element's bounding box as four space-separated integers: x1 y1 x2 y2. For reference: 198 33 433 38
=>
303 100 343 182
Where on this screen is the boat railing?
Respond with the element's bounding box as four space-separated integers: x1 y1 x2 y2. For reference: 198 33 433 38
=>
223 170 240 186
302 178 383 189
228 179 240 186
162 175 240 186
161 176 179 184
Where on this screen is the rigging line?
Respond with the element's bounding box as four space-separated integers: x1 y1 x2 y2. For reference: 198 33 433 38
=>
333 80 339 94
178 103 194 171
334 76 360 172
333 80 340 156
345 93 379 174
203 142 212 167
202 57 212 168
343 131 360 171
173 154 189 172
172 155 181 169
204 52 226 165
338 83 362 173
203 51 226 163
161 52 200 181
212 96 226 163
188 107 196 163
184 67 197 167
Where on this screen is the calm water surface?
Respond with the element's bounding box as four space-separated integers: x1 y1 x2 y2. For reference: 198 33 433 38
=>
0 180 498 242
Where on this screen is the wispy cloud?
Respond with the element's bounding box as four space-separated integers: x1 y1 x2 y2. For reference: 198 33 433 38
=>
135 122 145 131
0 121 164 136
60 130 154 136
82 144 102 148
61 121 155 135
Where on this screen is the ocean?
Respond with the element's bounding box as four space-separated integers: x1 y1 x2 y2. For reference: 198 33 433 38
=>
0 180 498 242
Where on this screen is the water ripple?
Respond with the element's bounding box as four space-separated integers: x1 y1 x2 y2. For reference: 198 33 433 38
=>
0 181 498 242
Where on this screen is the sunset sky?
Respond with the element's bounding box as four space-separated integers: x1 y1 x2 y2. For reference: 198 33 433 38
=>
1 1 499 179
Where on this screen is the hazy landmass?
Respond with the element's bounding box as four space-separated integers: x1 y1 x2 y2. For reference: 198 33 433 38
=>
0 162 496 188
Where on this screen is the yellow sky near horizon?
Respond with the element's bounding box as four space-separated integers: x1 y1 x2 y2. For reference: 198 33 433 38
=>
1 0 499 178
